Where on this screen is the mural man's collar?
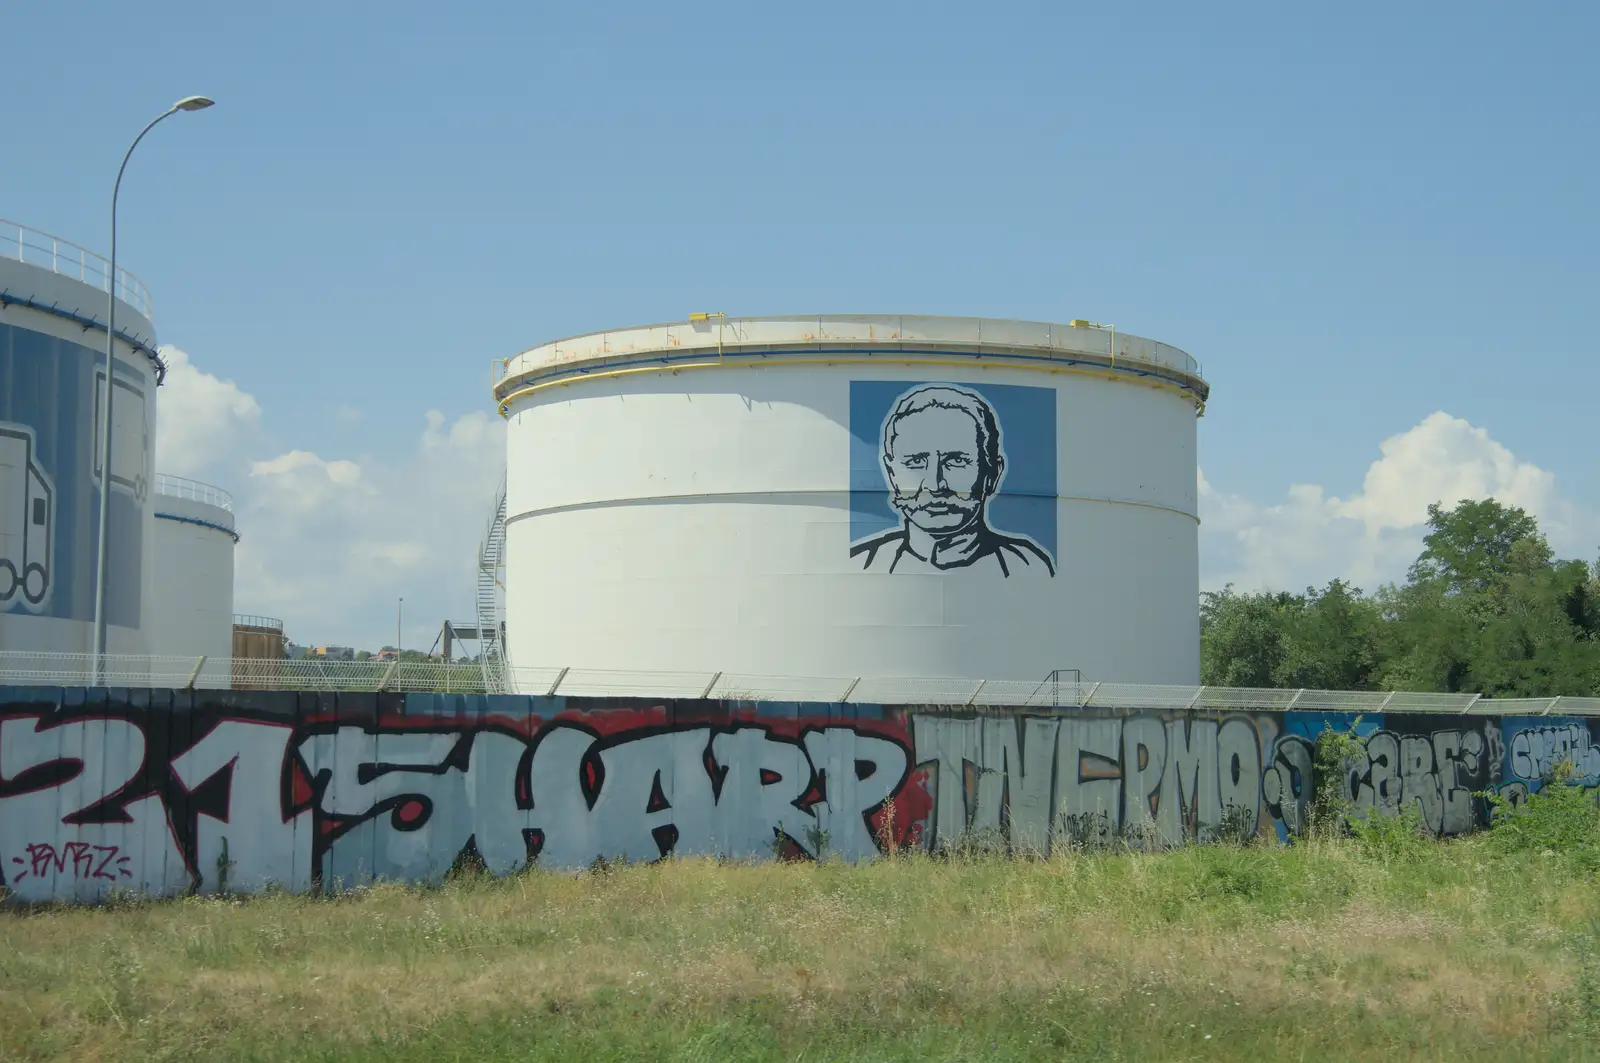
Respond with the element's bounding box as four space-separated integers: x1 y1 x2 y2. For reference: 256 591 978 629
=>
904 520 989 569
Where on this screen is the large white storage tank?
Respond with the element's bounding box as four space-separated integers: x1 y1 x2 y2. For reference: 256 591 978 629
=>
147 474 236 685
0 221 160 660
493 315 1209 687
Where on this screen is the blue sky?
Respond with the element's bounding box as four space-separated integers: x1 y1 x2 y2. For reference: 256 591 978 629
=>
3 2 1596 649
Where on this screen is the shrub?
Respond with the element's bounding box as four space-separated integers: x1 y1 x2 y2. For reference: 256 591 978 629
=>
1309 718 1366 839
1484 760 1600 869
1347 801 1433 863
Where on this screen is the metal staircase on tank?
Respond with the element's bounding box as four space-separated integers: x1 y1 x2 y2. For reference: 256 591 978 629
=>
475 472 509 693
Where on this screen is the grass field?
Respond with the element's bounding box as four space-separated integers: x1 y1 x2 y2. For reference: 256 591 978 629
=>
3 836 1598 1062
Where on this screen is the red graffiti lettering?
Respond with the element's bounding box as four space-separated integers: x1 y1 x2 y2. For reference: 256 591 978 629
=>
94 845 132 880
10 842 133 882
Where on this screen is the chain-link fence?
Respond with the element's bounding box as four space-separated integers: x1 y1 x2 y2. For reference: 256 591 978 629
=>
1 651 1597 715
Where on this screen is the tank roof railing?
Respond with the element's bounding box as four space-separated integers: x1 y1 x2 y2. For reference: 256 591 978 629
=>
501 314 1203 384
0 219 154 322
154 473 234 512
232 615 284 632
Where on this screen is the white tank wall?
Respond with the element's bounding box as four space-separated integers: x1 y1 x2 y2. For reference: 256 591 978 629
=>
148 483 235 686
0 256 158 661
501 328 1204 686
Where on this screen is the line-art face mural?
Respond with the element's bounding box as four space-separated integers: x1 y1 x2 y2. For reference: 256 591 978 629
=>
850 384 1055 577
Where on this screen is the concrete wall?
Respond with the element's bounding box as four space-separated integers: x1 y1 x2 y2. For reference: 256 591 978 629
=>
0 686 1588 903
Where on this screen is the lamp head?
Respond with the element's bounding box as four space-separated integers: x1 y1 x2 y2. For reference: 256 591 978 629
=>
174 96 215 112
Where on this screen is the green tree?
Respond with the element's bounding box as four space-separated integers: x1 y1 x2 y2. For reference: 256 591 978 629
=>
1407 498 1549 593
1274 579 1384 690
1464 556 1600 696
1379 499 1599 696
1373 578 1477 692
1200 586 1294 687
1203 498 1600 697
1201 580 1385 690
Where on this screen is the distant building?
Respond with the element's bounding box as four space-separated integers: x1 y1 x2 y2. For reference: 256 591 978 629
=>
310 645 355 661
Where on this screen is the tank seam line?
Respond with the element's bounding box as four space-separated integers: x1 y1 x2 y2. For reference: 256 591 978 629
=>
503 492 1198 526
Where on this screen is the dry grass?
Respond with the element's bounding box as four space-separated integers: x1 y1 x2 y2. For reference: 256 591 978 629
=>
2 836 1598 1061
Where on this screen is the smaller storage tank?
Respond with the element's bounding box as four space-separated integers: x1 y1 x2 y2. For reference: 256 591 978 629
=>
147 474 236 686
231 614 286 690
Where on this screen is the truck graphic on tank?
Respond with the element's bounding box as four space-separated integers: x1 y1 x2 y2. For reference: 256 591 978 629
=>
0 422 54 612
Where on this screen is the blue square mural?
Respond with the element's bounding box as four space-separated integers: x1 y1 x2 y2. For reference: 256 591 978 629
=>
848 380 1056 578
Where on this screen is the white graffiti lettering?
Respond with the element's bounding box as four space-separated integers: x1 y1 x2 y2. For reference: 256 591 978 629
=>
914 713 1273 850
2 695 1552 905
172 720 313 895
1348 727 1489 835
291 723 910 877
1510 724 1600 783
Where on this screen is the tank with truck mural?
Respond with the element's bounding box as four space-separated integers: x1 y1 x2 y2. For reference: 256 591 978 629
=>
0 220 160 655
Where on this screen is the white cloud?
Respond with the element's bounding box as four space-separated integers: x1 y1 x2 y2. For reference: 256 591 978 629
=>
1338 413 1560 532
249 450 364 487
1200 411 1594 594
153 345 262 478
153 345 505 650
236 421 505 649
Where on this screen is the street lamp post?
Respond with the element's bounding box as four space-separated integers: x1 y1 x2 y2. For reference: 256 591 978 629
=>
91 96 215 686
397 598 404 653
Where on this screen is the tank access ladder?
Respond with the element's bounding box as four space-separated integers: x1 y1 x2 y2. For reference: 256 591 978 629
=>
475 472 509 693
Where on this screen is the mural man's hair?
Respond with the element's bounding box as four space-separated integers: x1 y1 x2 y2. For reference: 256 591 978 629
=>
882 385 1004 493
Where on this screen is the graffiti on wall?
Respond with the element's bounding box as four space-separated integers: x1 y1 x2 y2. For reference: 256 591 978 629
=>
1 687 1595 904
849 381 1056 578
913 713 1279 847
0 693 918 903
1264 717 1504 836
1493 717 1600 806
